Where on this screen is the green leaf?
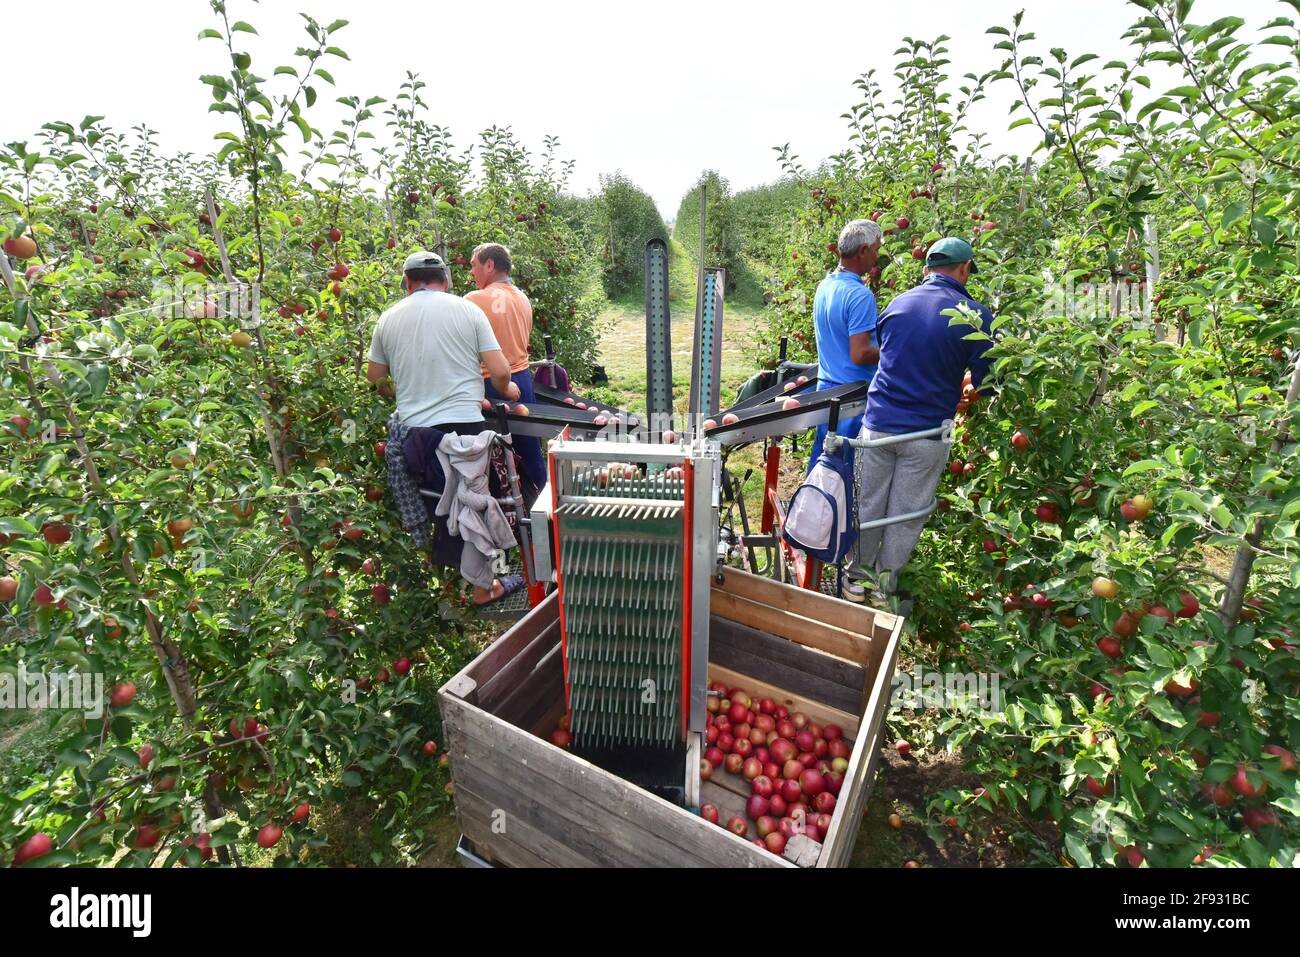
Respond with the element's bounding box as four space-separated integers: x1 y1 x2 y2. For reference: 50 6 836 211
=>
231 21 258 34
198 28 223 40
1064 830 1094 867
1146 696 1186 727
1252 217 1277 246
0 517 38 536
1122 459 1164 477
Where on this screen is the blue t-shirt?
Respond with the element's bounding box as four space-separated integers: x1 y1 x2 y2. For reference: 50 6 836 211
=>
865 273 995 434
813 270 878 387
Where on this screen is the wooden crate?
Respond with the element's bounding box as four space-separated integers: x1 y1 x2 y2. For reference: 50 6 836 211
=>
438 567 902 867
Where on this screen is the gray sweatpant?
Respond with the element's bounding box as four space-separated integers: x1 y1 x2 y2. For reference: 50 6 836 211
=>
848 428 951 589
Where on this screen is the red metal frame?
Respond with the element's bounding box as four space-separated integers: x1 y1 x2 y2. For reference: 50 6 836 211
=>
761 440 822 593
681 456 694 741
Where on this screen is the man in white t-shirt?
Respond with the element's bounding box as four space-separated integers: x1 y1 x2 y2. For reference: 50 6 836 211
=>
368 252 522 606
367 251 520 430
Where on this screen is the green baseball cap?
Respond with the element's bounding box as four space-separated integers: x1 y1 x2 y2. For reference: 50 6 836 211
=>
925 237 978 274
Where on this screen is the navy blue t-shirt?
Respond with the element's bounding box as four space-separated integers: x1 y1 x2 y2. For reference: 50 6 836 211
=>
865 273 995 433
813 269 878 387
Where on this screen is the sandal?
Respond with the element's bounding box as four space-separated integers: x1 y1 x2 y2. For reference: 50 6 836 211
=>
474 573 526 607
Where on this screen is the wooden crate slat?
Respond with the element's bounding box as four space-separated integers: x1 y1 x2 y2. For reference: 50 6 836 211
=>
454 761 667 868
710 616 866 692
476 620 560 713
716 567 897 642
462 591 560 690
455 782 594 868
708 663 859 733
710 589 870 665
819 613 903 867
491 641 564 731
444 694 777 868
709 626 864 716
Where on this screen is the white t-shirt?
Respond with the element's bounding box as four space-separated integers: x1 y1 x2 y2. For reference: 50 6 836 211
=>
368 289 501 428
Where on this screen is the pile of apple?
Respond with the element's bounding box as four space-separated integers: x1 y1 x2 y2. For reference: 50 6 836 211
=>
699 683 849 858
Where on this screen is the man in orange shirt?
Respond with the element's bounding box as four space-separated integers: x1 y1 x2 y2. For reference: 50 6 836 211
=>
466 243 545 489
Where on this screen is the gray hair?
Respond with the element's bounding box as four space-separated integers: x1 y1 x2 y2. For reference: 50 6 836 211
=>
837 219 883 257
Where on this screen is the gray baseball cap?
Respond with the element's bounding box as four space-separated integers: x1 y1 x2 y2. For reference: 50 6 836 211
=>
402 250 448 273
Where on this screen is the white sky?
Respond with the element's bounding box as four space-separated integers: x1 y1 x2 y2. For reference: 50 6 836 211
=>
2 0 1282 215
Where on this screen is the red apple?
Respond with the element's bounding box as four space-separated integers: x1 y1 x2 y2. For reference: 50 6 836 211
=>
1263 744 1297 772
764 831 787 855
770 737 797 763
1097 637 1124 659
751 775 775 798
726 816 748 837
725 753 744 775
800 768 827 797
895 740 912 756
1231 764 1267 798
780 778 802 803
13 832 53 865
1085 776 1112 798
746 794 771 820
1243 806 1279 832
109 681 137 708
742 756 763 780
701 804 720 825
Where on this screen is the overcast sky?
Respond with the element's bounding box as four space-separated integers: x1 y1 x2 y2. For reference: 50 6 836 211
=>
2 0 1281 216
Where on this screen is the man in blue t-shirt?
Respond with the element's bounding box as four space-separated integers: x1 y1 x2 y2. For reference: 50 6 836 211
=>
855 238 995 598
805 219 881 601
809 218 882 470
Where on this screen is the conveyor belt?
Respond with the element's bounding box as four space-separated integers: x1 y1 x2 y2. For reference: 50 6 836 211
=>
704 380 870 446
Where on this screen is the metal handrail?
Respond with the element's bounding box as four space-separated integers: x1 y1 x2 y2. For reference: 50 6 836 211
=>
823 424 946 531
825 424 948 451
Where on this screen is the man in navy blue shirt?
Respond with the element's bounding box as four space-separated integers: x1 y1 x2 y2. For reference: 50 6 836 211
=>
854 238 995 597
809 218 882 469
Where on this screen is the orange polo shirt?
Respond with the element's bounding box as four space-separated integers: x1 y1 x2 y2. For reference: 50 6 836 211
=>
466 280 533 374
